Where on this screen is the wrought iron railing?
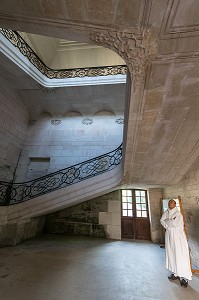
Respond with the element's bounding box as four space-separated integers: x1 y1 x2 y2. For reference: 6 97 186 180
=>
0 28 127 79
0 144 122 206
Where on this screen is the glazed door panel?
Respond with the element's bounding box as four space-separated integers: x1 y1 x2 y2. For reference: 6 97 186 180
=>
121 190 151 241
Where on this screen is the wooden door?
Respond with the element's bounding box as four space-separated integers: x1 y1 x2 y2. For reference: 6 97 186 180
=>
121 189 151 240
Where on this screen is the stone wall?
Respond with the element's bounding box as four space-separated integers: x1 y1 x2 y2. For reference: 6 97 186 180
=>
45 190 121 239
0 88 28 182
0 216 46 247
45 194 108 238
15 112 123 182
45 188 167 242
99 190 121 239
162 158 199 268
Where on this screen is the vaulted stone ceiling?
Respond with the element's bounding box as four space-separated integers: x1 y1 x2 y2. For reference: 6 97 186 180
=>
0 0 199 187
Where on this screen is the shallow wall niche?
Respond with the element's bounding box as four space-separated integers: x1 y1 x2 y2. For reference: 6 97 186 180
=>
13 112 53 183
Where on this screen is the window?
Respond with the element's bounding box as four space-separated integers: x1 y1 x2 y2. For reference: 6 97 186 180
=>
122 190 133 217
162 198 180 212
135 190 148 218
121 189 148 218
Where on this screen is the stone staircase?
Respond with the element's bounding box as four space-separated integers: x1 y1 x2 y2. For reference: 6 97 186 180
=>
0 164 123 225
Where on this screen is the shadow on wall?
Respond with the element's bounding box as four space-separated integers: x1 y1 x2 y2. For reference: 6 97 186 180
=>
44 196 109 238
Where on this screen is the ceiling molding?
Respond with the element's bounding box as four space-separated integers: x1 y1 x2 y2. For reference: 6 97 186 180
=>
160 0 199 38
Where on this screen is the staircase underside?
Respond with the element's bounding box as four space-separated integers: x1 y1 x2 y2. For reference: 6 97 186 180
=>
0 165 123 225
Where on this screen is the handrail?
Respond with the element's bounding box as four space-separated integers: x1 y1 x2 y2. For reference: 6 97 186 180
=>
0 144 122 205
0 28 127 79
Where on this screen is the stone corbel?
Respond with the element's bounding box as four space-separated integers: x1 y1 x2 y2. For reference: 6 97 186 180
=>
89 29 158 90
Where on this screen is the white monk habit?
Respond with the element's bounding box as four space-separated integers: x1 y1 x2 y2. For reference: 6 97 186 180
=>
160 206 192 280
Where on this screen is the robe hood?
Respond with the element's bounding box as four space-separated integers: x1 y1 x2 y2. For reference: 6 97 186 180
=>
168 206 179 216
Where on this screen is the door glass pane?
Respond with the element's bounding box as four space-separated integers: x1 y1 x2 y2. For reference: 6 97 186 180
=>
128 203 132 209
136 197 140 203
123 210 127 216
142 211 147 217
136 204 141 210
122 190 127 196
122 190 133 218
127 190 132 196
128 210 133 217
141 204 146 210
137 211 141 217
122 203 127 209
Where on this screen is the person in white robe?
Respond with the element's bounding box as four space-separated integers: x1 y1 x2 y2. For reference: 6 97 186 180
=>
160 199 192 287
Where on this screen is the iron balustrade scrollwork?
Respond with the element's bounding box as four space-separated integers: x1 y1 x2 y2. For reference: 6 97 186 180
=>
0 144 122 205
0 28 127 79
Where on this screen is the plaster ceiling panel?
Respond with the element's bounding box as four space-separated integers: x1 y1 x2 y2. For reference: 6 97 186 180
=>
160 0 199 37
158 39 179 56
139 102 199 184
64 0 87 21
172 0 199 27
87 0 115 25
159 35 199 57
130 62 199 183
144 90 164 112
114 0 146 28
1 0 67 18
175 36 199 55
147 0 168 33
146 63 169 90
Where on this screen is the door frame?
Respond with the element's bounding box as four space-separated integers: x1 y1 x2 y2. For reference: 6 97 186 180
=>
121 189 151 240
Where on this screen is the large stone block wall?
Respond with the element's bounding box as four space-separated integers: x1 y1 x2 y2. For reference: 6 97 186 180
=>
45 190 121 239
15 112 123 182
45 193 109 238
162 158 199 268
45 188 164 242
0 216 46 247
0 89 29 182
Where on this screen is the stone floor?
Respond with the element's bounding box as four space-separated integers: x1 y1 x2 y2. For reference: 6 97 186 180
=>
0 235 199 300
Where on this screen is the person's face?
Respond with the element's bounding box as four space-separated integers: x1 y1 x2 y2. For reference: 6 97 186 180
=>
168 200 176 210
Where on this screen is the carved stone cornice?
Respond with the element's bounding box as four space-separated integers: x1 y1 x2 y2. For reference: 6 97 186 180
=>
89 29 158 90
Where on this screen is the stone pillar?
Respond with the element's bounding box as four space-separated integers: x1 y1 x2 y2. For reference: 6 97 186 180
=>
148 188 163 243
99 190 121 239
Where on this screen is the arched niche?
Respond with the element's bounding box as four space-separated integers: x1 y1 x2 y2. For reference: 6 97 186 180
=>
94 110 115 117
65 111 83 118
35 112 53 125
